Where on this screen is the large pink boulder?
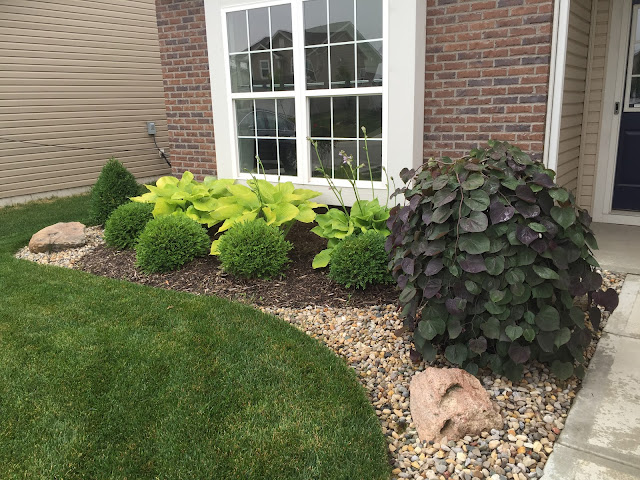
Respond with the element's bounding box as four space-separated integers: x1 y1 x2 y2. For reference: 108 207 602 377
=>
28 222 87 253
410 367 502 443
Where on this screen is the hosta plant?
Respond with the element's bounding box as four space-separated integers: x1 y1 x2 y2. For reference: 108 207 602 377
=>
310 131 391 268
386 141 619 381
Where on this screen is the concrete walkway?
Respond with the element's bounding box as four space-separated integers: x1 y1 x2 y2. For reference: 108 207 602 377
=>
542 275 640 479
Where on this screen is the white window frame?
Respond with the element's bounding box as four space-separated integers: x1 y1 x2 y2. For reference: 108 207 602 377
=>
205 0 426 206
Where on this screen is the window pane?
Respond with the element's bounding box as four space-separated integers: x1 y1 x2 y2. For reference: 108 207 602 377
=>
279 140 298 176
273 49 295 91
277 98 296 137
249 7 270 51
359 95 382 138
255 99 277 137
329 0 354 43
304 0 328 46
334 140 357 179
236 100 255 136
271 4 293 49
311 140 332 178
330 44 355 88
309 97 331 137
359 139 382 181
227 11 248 53
239 138 257 173
357 41 383 87
630 77 640 106
230 54 250 93
251 52 272 92
333 96 357 138
356 0 382 40
258 139 279 174
306 46 329 89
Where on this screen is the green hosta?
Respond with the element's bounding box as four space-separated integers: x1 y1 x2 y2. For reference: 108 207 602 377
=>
210 179 324 254
311 199 390 268
387 141 619 381
132 172 234 226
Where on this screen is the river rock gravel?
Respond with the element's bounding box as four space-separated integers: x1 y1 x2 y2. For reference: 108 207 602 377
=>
13 237 625 480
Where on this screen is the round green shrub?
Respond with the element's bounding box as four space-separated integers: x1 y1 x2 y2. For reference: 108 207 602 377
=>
135 215 211 273
89 157 140 225
329 231 392 289
218 219 292 279
103 202 154 250
387 140 619 381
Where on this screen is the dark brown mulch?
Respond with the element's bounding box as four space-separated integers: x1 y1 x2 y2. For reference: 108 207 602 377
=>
77 222 399 309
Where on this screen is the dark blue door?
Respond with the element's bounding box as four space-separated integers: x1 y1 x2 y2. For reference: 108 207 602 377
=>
613 1 640 211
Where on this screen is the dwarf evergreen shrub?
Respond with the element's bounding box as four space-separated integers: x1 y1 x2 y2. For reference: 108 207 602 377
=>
103 202 154 250
217 219 292 279
89 158 140 225
135 215 210 273
387 141 619 381
329 231 392 289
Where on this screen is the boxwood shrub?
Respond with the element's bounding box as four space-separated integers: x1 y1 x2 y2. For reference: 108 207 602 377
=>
386 141 618 381
103 202 154 249
329 230 392 289
89 157 140 225
135 215 210 273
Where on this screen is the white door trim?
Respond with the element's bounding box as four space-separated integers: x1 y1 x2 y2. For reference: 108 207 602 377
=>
543 0 570 172
593 0 640 225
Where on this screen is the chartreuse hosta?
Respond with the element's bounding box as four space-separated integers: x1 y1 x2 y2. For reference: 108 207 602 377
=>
132 172 325 255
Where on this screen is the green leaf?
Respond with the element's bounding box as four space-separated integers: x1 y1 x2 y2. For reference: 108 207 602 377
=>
505 268 525 285
505 325 523 341
419 342 437 362
312 248 333 268
485 256 505 276
461 173 485 190
549 188 569 203
448 319 463 339
532 264 559 280
432 205 453 224
523 327 535 342
554 327 571 348
535 305 560 331
458 233 491 254
490 289 506 303
433 187 457 207
501 177 521 190
551 360 574 380
445 344 468 365
481 317 501 339
459 211 488 233
550 206 576 229
465 280 482 295
399 286 417 304
524 311 535 324
529 222 547 233
464 362 479 375
463 189 490 211
418 317 446 341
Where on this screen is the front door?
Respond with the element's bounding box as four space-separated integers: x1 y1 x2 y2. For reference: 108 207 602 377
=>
613 0 640 211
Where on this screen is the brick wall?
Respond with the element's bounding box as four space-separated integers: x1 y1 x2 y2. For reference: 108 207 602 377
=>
155 0 216 178
424 0 554 161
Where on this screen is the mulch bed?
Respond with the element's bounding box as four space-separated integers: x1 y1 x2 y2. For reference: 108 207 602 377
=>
78 222 399 309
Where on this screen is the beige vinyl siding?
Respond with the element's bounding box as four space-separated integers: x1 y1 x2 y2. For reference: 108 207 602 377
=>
577 0 610 210
0 0 170 201
557 0 593 195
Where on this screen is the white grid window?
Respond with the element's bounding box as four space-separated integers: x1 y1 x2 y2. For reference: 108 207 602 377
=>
224 0 384 180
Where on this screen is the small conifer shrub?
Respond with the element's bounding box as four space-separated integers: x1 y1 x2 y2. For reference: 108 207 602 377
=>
89 157 140 225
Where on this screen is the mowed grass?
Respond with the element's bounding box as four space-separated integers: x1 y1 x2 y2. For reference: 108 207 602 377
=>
0 196 389 480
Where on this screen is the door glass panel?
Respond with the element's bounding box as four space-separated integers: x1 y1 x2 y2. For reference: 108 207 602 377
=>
249 7 270 50
304 0 328 45
270 4 293 49
356 0 383 40
227 11 248 53
309 97 331 137
330 44 355 88
630 77 640 107
329 0 354 42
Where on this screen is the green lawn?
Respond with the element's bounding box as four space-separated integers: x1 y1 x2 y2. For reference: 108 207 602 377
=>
0 195 389 480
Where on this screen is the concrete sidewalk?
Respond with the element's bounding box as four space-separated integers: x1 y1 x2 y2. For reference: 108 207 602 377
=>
542 275 640 479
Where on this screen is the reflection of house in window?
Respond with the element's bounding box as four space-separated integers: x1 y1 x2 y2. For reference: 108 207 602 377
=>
260 59 270 79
